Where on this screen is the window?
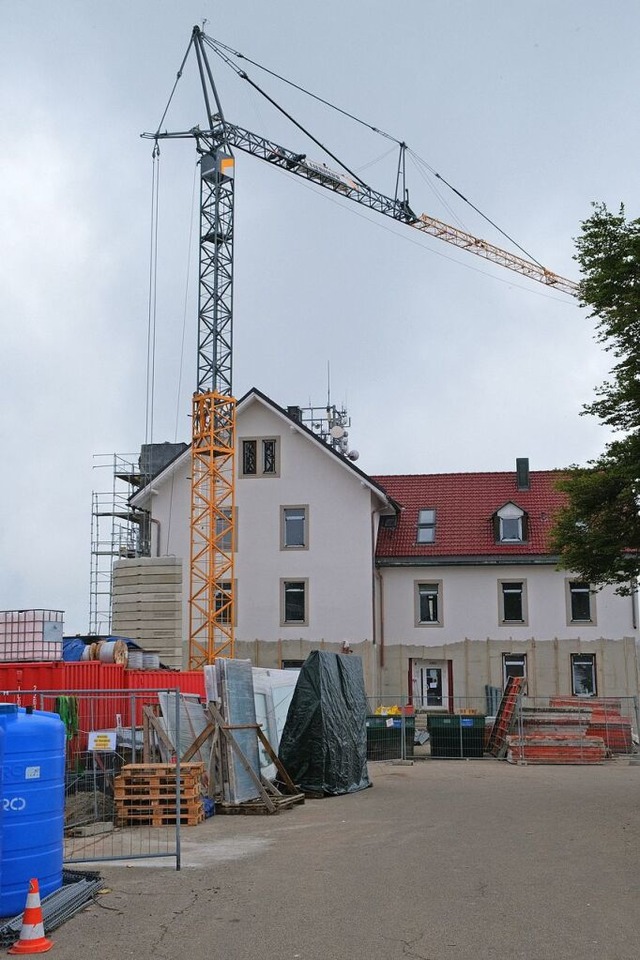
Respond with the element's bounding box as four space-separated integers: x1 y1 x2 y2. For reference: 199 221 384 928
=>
416 509 436 543
499 580 527 624
494 502 527 543
281 579 308 625
380 515 398 530
281 506 308 549
263 439 277 474
415 581 442 626
241 437 279 477
214 580 234 625
503 653 527 686
215 507 236 553
571 653 597 697
280 659 306 670
567 581 594 623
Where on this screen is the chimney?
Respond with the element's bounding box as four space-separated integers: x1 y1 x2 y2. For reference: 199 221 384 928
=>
516 458 530 491
287 405 302 423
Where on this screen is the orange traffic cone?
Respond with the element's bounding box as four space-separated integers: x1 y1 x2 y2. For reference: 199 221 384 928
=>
8 879 53 954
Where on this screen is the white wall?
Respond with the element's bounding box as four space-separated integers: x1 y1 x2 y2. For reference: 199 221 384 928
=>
380 563 638 645
235 400 379 643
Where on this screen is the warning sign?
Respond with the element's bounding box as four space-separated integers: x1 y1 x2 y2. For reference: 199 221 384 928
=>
88 731 116 752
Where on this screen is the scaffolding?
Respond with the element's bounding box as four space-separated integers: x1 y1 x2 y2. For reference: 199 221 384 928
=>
89 453 150 636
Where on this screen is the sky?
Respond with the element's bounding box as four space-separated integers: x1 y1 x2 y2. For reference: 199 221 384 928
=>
1 1 638 634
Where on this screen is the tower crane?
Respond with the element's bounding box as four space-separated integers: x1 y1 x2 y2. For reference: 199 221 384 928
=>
143 26 579 671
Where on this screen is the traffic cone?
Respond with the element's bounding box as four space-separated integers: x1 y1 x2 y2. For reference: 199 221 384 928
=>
8 879 53 954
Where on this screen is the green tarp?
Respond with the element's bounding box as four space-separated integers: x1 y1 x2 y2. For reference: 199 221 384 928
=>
278 651 371 796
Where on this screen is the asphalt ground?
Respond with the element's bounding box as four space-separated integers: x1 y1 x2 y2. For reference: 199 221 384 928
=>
50 758 640 960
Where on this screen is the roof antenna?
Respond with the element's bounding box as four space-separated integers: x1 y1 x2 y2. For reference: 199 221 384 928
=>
326 360 331 410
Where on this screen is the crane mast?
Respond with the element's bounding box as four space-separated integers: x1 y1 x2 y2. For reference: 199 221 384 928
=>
168 28 238 669
144 26 578 670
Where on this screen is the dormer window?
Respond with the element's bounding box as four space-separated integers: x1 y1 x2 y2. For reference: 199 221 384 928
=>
494 502 527 543
417 509 436 544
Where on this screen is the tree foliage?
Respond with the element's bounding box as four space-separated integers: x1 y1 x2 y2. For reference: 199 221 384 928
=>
551 203 640 594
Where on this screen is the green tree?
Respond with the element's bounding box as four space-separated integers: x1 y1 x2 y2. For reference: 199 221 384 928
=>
551 203 640 595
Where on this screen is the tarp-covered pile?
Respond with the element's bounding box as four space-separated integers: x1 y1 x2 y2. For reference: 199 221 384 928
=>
278 651 371 796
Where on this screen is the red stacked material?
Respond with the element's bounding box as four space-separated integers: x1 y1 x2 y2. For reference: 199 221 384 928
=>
506 733 607 764
548 697 634 754
549 696 622 712
522 711 590 735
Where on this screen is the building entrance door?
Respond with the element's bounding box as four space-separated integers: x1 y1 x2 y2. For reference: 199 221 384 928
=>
412 659 449 709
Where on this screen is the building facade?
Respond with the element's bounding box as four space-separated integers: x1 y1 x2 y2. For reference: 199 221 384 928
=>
117 389 639 703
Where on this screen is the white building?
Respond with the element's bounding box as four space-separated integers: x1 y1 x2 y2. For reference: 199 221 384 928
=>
117 389 639 703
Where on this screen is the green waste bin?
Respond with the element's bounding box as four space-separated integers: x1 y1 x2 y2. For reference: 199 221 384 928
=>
428 714 485 758
366 716 415 761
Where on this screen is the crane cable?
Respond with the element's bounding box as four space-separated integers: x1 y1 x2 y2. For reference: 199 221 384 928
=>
204 35 402 145
144 144 160 448
165 161 200 556
204 33 548 271
204 37 370 191
154 34 196 136
407 150 546 269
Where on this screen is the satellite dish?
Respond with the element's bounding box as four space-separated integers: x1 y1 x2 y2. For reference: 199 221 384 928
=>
329 425 345 439
347 449 360 461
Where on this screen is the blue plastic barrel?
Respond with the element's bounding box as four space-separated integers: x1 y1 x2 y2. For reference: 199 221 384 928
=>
0 705 65 917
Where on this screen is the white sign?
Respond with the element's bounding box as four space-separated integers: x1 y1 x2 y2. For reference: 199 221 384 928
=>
88 731 117 752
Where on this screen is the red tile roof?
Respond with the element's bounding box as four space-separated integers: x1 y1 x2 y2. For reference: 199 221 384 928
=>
372 471 567 558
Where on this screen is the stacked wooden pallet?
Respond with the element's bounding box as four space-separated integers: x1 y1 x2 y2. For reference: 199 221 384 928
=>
114 763 205 827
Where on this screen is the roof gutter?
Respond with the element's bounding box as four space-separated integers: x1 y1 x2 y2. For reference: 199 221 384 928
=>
376 555 561 568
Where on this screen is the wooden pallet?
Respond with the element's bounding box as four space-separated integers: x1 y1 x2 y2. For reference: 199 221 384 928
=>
216 792 305 816
114 784 201 801
115 808 205 827
114 762 205 827
116 762 204 780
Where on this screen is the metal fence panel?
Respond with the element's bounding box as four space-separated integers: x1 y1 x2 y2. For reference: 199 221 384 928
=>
0 688 203 867
366 694 639 762
509 695 639 765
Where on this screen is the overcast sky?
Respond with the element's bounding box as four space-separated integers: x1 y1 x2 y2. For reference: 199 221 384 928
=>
1 1 637 634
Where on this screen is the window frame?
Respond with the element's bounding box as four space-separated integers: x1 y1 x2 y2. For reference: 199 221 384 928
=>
280 505 309 551
414 580 443 627
416 509 437 544
571 653 597 697
240 436 280 478
214 579 237 627
494 502 527 544
498 579 528 626
215 506 237 554
280 578 308 626
565 579 596 625
502 653 527 687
